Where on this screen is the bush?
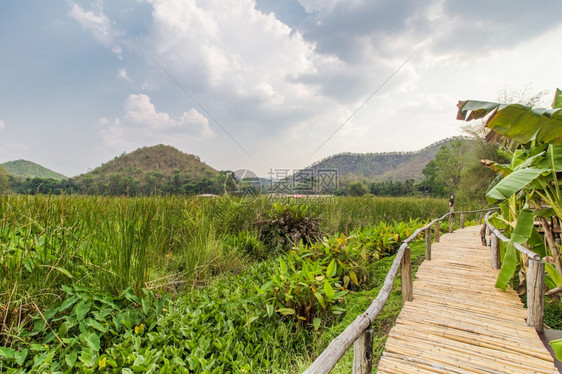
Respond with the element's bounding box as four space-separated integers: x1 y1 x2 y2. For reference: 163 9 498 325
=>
256 204 323 254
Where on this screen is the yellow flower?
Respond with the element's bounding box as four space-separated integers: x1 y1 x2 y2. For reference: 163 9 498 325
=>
134 324 145 335
99 357 107 369
162 308 168 313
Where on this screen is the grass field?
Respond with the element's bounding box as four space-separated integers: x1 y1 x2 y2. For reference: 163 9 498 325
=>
1 194 469 372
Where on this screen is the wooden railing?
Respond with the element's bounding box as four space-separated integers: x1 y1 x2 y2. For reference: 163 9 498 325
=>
303 207 498 374
482 211 545 332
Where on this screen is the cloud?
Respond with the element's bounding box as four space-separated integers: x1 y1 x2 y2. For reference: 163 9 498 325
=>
68 1 122 57
100 93 215 151
297 0 562 64
118 68 132 82
0 119 5 130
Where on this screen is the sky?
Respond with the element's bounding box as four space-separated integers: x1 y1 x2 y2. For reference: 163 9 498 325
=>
0 0 561 177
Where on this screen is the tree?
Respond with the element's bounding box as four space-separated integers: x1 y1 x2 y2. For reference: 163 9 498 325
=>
423 139 474 197
347 181 368 197
0 165 9 193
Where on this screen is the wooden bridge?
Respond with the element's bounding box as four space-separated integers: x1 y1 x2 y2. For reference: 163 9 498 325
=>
304 210 559 373
377 225 557 373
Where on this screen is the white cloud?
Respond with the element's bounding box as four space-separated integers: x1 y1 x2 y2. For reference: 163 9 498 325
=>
68 1 122 58
118 68 132 82
0 119 5 130
100 93 215 152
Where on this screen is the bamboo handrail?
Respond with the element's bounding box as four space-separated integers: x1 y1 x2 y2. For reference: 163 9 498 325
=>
484 211 541 261
303 207 498 374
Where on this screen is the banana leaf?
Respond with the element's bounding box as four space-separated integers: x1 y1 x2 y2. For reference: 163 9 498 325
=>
496 242 518 290
495 209 537 290
486 168 547 202
457 99 562 144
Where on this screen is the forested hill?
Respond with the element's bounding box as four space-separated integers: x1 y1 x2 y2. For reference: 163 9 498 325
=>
1 160 67 180
71 145 224 195
307 137 463 181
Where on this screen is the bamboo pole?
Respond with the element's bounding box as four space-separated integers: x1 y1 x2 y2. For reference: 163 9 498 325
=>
490 233 500 269
434 220 440 243
527 260 545 332
480 224 487 246
448 194 455 233
425 227 431 261
401 246 413 303
353 328 373 373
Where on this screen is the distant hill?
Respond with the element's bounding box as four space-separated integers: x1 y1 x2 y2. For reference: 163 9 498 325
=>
73 144 223 195
1 160 67 180
307 137 466 182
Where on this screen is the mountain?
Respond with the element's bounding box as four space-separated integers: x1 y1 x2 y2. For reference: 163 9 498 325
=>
1 160 67 180
307 137 465 182
72 144 224 195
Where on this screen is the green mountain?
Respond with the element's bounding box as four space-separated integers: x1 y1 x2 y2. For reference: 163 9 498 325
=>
307 137 465 182
73 144 223 195
1 160 67 180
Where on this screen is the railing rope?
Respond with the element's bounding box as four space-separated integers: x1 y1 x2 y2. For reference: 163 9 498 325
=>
303 208 497 374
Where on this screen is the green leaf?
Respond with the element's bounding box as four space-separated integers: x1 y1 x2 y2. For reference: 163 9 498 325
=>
65 351 78 368
495 242 518 290
74 301 92 321
59 296 78 311
314 292 326 308
550 338 562 360
266 304 274 317
545 263 562 287
0 347 16 359
23 257 35 272
349 270 359 286
326 259 337 278
511 209 534 244
279 258 288 274
277 308 295 315
486 168 547 202
14 349 27 365
323 280 335 299
312 317 321 331
83 331 100 352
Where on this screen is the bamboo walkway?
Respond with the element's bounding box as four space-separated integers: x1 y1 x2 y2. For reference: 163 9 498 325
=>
377 225 558 374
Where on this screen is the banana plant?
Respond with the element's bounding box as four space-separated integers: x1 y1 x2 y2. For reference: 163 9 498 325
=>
459 88 562 360
458 89 562 287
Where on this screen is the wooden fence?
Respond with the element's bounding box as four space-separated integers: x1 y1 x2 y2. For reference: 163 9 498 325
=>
303 207 504 374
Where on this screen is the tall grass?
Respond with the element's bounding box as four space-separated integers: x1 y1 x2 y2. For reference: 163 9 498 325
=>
0 193 449 345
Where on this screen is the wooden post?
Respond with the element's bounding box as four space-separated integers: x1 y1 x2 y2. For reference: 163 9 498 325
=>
401 246 413 303
527 259 545 332
479 211 484 224
460 213 465 229
448 194 455 233
486 225 491 246
490 233 500 269
434 221 440 243
425 227 431 261
480 224 487 246
353 328 374 374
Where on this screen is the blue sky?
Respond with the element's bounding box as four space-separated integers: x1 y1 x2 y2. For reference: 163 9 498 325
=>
1 0 561 177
